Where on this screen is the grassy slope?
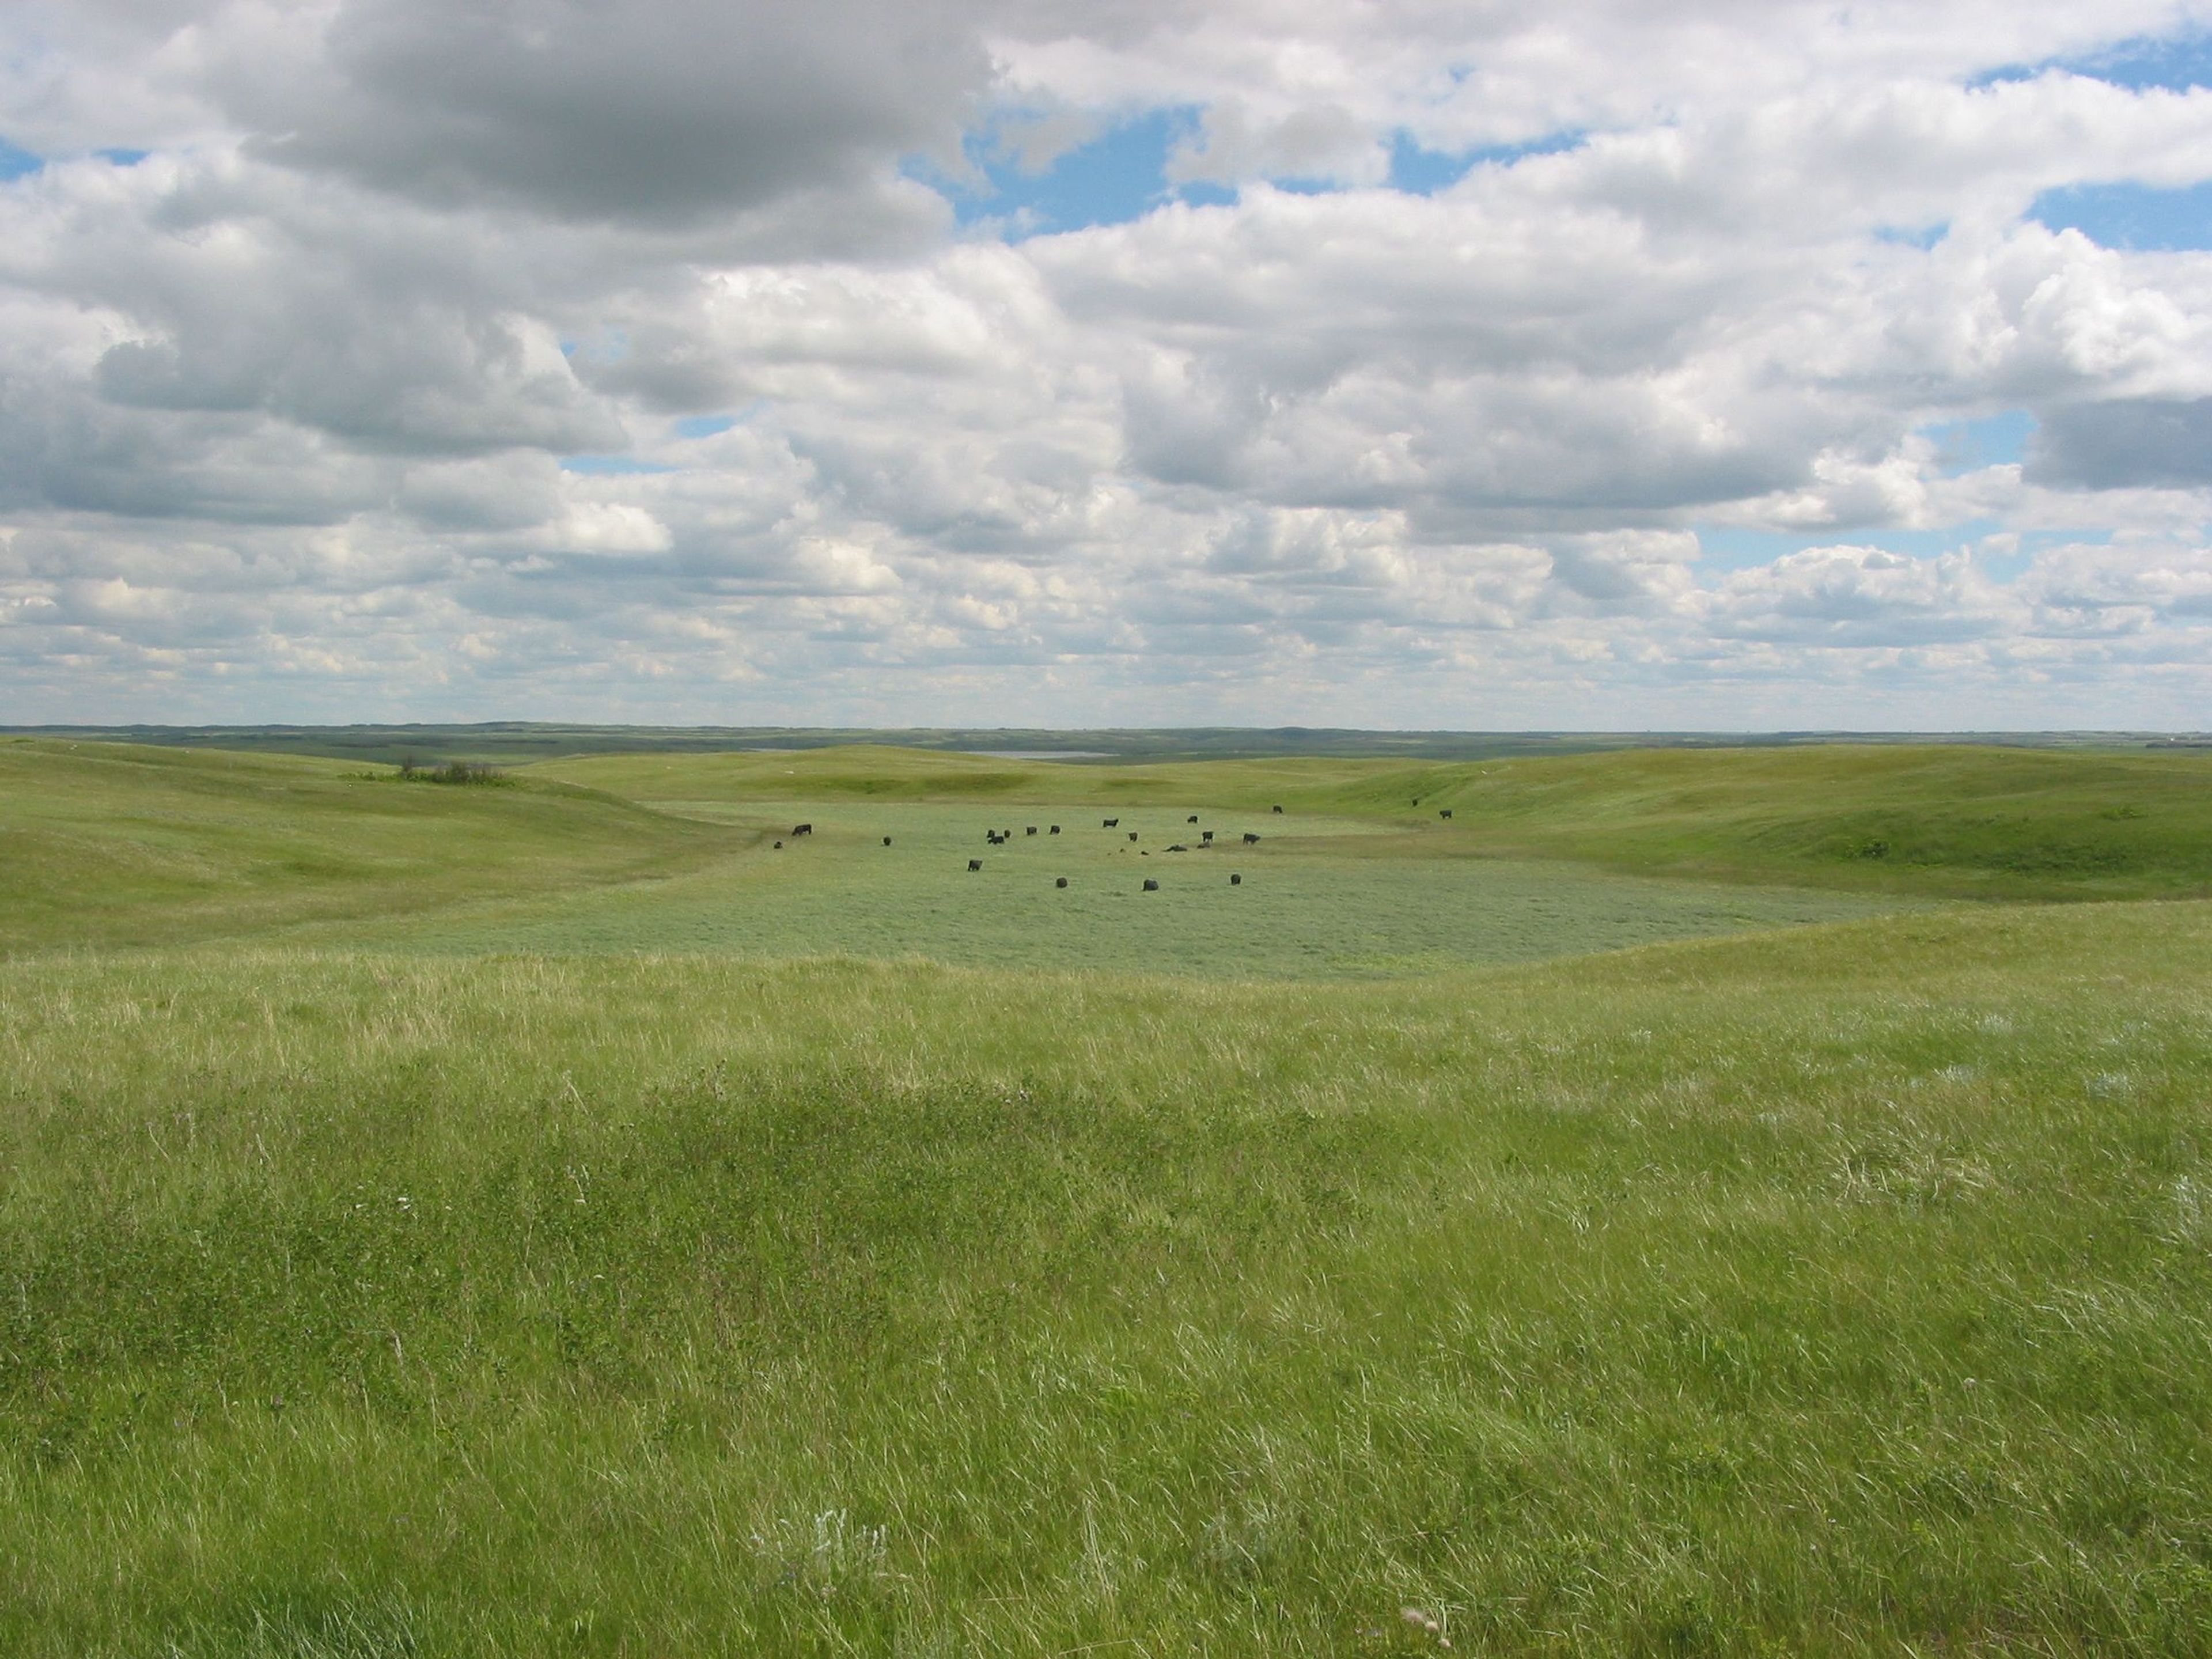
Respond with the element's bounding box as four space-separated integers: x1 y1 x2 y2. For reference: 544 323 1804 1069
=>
0 738 737 953
2 903 2209 1654
1412 743 2212 899
540 742 2212 900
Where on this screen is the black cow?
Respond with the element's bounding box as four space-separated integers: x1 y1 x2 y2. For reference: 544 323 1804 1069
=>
1230 873 1241 885
1050 825 1061 834
1440 809 1453 820
1243 832 1260 844
1187 815 1199 824
1128 831 1138 842
1271 805 1283 814
1103 817 1119 828
1201 830 1214 843
968 859 982 872
774 840 783 849
1142 878 1159 892
793 823 813 836
1166 844 1187 853
883 836 892 846
1026 826 1037 836
1055 877 1069 888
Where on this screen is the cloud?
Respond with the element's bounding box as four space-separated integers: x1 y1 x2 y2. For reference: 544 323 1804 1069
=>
2030 397 2212 486
5 2 2212 725
1704 546 2011 646
12 0 994 228
2020 534 2212 634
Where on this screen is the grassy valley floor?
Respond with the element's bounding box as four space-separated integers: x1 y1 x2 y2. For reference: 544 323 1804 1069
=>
331 800 1895 977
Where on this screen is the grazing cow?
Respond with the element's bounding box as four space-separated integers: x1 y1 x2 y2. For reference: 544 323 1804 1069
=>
1128 831 1138 841
1230 873 1241 885
1027 826 1037 836
793 823 813 836
968 859 982 872
1440 809 1453 820
1187 815 1199 824
883 836 892 846
1201 830 1214 843
1104 817 1119 828
1050 825 1061 834
774 840 783 849
1243 832 1260 844
1272 805 1283 814
1142 878 1159 892
1055 876 1068 888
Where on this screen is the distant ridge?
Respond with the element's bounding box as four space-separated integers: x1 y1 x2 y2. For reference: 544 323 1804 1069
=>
3 723 2198 767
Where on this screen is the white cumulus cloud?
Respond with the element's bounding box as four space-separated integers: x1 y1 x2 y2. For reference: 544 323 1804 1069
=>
2 0 2211 724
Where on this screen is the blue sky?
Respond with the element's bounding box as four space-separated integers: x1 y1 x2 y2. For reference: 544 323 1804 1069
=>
2033 180 2212 251
2033 28 2212 91
1993 29 2212 249
921 107 1231 235
915 108 1590 238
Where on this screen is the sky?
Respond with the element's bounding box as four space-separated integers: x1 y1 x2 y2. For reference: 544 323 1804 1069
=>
4 4 2212 729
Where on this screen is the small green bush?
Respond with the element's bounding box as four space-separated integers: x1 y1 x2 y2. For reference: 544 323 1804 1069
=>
396 757 507 786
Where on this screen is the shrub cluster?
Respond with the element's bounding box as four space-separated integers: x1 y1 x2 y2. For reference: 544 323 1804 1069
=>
395 757 506 786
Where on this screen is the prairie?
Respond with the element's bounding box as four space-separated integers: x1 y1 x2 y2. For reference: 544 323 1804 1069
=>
2 736 2209 1654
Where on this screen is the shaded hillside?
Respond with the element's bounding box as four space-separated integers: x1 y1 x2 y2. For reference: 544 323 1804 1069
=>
0 740 735 953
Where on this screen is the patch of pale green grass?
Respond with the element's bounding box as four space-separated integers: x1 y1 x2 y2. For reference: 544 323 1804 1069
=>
321 799 1893 976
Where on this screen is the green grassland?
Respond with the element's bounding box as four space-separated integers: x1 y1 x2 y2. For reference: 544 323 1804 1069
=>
3 737 2211 1653
5 738 1911 975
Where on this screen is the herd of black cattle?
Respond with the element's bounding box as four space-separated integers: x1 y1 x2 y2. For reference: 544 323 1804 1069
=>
766 798 1458 886
767 808 1277 889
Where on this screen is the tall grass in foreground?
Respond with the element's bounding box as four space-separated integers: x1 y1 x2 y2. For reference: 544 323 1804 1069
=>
3 904 2211 1654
